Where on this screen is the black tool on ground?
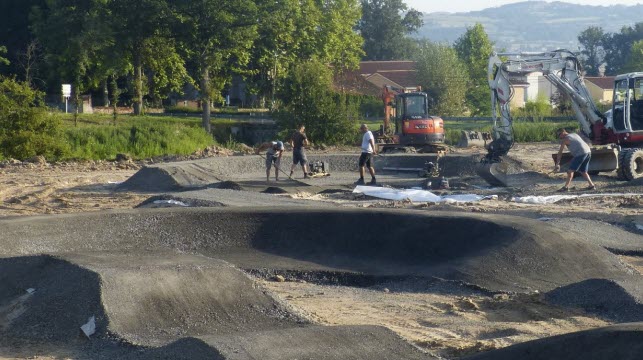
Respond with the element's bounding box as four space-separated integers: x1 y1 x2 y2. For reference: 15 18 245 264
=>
307 160 331 178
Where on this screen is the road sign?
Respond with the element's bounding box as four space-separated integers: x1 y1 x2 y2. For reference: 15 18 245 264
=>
62 84 71 113
62 84 71 97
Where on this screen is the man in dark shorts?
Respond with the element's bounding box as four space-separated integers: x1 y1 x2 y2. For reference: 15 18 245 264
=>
554 128 596 192
356 124 377 185
289 124 309 179
256 140 284 182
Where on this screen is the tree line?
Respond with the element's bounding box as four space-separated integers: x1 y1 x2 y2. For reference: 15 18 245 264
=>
0 0 641 140
577 23 643 76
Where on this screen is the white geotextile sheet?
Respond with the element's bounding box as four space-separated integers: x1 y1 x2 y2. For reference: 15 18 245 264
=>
512 193 642 205
153 199 189 207
353 185 485 203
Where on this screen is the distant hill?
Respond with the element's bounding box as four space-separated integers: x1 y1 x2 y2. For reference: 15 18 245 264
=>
417 1 643 52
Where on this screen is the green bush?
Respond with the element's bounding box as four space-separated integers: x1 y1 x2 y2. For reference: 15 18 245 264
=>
0 77 69 160
514 95 553 120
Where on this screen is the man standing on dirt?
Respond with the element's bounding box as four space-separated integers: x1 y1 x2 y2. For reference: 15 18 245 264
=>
256 141 285 183
554 129 596 192
356 124 377 185
289 124 309 179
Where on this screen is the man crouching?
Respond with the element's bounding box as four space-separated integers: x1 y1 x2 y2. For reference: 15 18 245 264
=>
256 141 285 183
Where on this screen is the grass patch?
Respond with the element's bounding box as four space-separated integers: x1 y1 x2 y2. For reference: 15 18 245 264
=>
58 114 214 160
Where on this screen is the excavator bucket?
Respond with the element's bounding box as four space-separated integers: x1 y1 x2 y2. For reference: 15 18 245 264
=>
476 162 509 187
551 147 619 174
457 131 491 148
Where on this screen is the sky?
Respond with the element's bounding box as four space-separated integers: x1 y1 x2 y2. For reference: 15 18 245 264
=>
404 0 642 14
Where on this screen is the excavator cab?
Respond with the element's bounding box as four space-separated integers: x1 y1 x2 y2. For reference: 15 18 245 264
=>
393 92 445 148
612 74 643 139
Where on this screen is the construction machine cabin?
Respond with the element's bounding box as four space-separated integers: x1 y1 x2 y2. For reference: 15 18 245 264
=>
377 85 446 153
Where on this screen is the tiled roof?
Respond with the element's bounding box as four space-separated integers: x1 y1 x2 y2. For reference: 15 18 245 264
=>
371 70 419 88
585 76 615 90
358 61 416 75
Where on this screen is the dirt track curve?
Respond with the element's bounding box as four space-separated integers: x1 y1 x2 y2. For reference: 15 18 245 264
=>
2 208 643 359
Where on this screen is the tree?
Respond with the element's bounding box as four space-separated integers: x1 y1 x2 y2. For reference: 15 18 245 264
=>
277 59 359 145
0 0 46 78
32 0 114 124
359 0 423 60
316 0 364 69
603 22 643 75
111 0 175 115
623 40 643 73
578 26 605 76
175 0 258 132
454 23 494 116
415 42 468 116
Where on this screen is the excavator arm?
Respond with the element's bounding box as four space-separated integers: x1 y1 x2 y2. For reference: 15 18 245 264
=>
478 50 610 186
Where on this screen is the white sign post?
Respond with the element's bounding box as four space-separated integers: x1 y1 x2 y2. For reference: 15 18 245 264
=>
62 84 71 113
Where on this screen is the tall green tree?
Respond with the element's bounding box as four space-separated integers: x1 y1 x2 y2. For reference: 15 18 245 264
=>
603 22 643 75
316 0 364 69
358 0 423 60
32 0 113 123
454 23 493 116
578 26 605 76
415 42 468 116
175 0 258 132
623 40 643 73
247 0 315 106
111 0 174 115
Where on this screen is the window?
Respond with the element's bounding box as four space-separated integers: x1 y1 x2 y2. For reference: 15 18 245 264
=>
403 95 427 119
613 79 628 131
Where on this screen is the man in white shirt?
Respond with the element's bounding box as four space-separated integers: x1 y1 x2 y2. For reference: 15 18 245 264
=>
356 124 377 185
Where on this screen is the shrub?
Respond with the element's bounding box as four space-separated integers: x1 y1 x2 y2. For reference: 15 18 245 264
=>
0 77 69 160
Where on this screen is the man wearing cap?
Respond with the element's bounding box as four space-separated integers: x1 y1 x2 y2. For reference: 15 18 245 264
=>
256 140 285 182
356 124 377 185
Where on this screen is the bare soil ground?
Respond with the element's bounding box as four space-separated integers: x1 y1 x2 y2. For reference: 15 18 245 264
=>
0 143 641 359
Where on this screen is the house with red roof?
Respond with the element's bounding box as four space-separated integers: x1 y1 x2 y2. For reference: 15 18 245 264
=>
584 76 615 104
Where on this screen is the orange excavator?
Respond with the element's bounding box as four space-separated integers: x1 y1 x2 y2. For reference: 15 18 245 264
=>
376 85 446 153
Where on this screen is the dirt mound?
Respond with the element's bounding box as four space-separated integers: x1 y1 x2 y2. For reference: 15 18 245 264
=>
213 181 243 191
546 278 643 323
262 186 289 194
0 250 432 359
0 253 299 347
117 167 182 192
463 323 643 360
136 195 225 208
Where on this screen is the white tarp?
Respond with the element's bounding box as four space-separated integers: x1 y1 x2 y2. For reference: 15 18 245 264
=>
512 193 642 205
153 199 189 207
353 186 486 203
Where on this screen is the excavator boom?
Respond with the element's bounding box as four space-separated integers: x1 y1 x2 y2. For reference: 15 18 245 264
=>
477 49 624 186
